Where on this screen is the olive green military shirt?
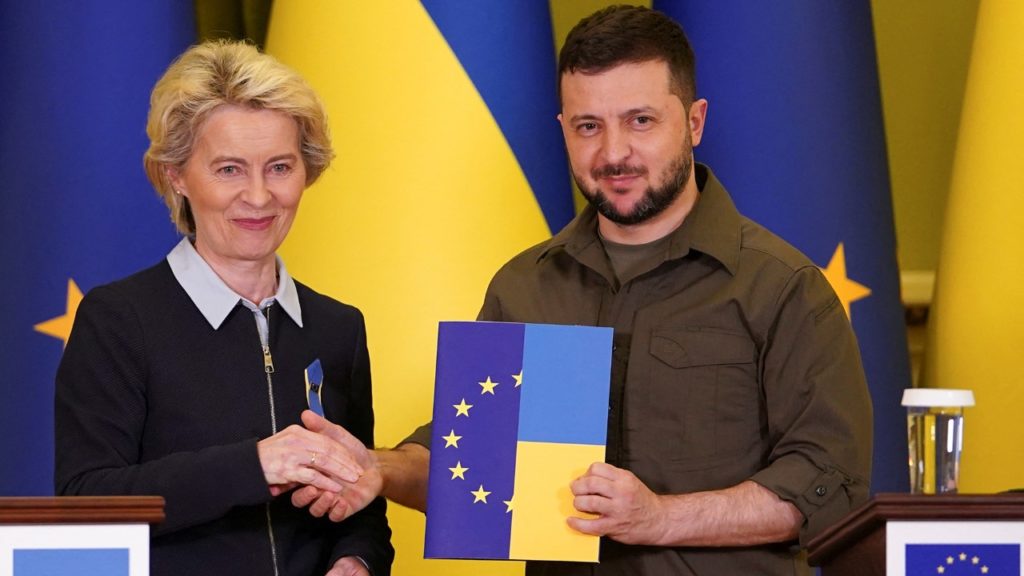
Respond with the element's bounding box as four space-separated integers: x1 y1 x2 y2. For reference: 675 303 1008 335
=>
406 164 872 575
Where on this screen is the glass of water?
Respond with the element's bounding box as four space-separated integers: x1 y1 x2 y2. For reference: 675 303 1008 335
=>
901 388 975 494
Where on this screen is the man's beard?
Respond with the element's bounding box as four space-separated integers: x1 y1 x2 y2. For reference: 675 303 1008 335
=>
575 147 693 226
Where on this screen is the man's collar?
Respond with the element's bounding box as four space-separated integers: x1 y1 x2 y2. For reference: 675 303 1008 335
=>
676 164 741 275
166 237 303 329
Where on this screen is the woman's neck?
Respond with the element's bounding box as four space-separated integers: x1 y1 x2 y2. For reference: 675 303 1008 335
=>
194 241 278 304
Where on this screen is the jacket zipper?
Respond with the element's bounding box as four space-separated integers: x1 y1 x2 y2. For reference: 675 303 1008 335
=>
255 304 281 576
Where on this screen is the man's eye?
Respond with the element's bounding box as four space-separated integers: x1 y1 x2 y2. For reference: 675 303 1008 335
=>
578 122 598 133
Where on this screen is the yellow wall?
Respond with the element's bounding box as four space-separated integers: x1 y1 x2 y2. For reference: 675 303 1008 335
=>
872 0 979 273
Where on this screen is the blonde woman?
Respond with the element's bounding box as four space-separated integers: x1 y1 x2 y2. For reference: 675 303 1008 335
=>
55 40 392 576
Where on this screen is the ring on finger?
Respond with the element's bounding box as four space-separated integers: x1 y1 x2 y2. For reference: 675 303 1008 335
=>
309 451 319 466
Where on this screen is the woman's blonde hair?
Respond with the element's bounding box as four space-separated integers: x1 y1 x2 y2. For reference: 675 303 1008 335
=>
143 39 333 234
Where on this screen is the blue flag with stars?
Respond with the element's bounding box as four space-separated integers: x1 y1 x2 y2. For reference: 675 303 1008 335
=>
0 2 192 495
656 1 912 492
906 544 1020 575
425 321 612 561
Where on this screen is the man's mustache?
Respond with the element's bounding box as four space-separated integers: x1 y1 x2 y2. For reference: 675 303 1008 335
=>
591 164 648 179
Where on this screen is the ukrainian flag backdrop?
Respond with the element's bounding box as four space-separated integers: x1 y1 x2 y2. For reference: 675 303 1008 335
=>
266 3 571 574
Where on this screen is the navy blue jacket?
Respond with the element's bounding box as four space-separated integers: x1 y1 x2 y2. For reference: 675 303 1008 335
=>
55 260 393 575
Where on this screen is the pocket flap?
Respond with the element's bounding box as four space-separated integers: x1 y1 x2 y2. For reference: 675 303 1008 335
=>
650 328 756 368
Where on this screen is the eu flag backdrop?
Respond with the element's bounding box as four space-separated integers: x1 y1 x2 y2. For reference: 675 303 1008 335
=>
425 322 611 562
0 3 192 495
656 1 912 493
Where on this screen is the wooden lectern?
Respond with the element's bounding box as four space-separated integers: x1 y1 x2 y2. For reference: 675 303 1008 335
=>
0 496 164 576
0 496 164 525
807 493 1024 575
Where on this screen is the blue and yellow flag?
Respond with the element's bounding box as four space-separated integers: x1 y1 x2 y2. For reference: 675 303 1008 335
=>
0 3 192 496
425 322 611 562
266 3 571 574
657 1 911 493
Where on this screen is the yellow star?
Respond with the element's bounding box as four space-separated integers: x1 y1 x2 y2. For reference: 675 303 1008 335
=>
981 566 989 574
937 567 945 574
512 371 523 387
503 497 514 513
959 553 967 562
448 461 468 480
819 243 871 320
34 279 84 348
946 556 954 564
453 398 473 417
471 485 491 504
442 429 462 448
972 557 980 565
479 376 499 395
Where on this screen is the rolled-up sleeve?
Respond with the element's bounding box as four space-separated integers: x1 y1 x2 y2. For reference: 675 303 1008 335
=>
749 266 873 544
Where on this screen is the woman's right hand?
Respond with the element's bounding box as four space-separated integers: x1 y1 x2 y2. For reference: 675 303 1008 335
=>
289 410 384 521
257 422 364 494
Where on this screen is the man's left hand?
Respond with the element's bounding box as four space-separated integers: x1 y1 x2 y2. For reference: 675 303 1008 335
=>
567 461 665 546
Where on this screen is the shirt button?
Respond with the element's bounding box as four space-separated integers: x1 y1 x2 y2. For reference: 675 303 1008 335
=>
815 485 827 497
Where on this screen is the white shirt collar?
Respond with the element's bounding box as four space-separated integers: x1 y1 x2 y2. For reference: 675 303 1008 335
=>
166 237 303 329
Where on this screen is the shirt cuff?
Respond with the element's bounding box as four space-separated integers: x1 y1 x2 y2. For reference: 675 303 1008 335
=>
398 421 431 448
749 454 868 545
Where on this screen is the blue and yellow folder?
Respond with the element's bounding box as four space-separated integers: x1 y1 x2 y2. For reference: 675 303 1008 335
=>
424 321 613 562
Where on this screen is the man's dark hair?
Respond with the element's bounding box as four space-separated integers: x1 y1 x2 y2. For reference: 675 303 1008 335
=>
558 5 696 106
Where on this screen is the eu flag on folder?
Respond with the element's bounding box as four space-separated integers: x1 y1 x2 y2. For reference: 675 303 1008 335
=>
425 322 612 562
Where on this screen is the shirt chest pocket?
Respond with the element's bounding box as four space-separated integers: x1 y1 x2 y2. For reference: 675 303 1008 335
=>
638 328 763 467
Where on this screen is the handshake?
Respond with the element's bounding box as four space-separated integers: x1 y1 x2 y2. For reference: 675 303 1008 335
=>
256 410 381 522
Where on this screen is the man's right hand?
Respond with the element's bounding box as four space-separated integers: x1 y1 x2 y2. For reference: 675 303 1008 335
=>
291 411 384 521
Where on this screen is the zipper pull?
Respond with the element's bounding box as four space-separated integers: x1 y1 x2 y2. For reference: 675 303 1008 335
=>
263 345 275 374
